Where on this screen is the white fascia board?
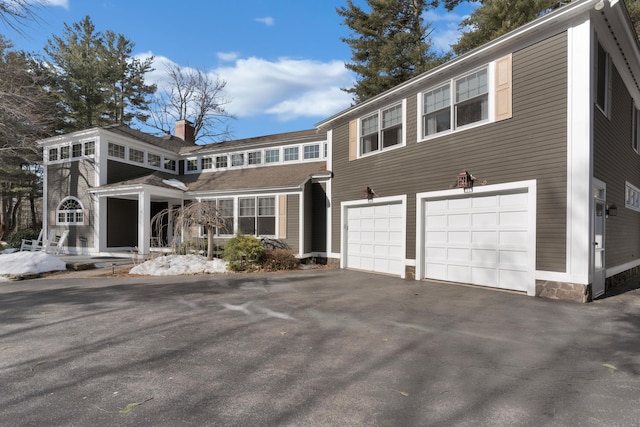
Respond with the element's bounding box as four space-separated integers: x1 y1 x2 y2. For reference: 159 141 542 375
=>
187 185 302 198
89 184 185 199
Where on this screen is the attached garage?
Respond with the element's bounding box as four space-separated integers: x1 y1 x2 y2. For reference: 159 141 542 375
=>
341 196 406 277
416 181 536 295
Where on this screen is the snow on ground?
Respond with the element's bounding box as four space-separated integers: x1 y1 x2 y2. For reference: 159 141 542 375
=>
130 254 228 276
0 251 67 279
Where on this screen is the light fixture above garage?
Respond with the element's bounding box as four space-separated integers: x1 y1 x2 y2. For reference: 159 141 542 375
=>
451 170 488 193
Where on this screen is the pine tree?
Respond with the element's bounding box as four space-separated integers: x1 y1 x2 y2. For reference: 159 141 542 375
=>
44 16 156 132
338 0 448 103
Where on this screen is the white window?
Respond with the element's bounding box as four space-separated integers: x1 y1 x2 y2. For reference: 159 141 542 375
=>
284 147 299 161
217 199 234 235
60 146 70 159
72 143 82 158
49 148 58 161
257 197 276 235
148 153 161 168
360 102 404 155
164 158 176 171
108 143 125 159
201 157 213 170
231 153 244 167
248 151 261 165
304 144 320 159
84 141 95 156
626 182 640 212
186 159 198 171
421 67 489 139
265 149 280 163
238 196 276 236
216 155 228 168
130 148 144 163
57 197 84 225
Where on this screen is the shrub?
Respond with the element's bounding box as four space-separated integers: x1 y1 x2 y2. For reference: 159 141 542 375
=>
222 233 265 271
6 229 41 249
260 249 300 271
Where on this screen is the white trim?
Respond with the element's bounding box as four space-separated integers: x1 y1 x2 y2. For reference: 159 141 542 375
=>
606 258 640 278
415 180 537 296
299 190 305 258
340 194 407 278
326 130 333 259
357 99 407 159
567 18 593 286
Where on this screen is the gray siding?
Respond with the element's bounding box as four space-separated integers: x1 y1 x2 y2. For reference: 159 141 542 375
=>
107 198 138 247
311 182 328 253
593 64 640 269
304 181 313 254
47 160 96 248
287 194 300 254
331 32 568 272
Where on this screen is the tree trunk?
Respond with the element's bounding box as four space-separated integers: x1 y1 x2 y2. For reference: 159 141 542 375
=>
30 190 38 230
207 225 215 260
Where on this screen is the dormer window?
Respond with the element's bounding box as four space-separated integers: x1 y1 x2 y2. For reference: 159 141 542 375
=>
216 155 228 168
231 153 244 167
186 159 198 171
148 154 161 168
108 143 125 159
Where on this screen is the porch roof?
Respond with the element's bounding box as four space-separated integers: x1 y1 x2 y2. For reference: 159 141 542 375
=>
91 162 328 196
182 161 328 193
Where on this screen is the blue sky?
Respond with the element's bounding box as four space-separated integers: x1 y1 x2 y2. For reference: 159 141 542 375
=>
3 0 475 142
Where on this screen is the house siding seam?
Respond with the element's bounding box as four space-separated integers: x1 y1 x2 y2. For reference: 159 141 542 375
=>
330 31 568 272
594 63 640 270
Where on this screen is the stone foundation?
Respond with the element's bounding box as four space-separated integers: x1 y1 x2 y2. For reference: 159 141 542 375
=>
405 266 416 280
605 265 640 291
536 280 591 303
327 258 340 268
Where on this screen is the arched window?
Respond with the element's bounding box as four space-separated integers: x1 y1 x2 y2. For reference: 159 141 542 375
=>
57 197 84 225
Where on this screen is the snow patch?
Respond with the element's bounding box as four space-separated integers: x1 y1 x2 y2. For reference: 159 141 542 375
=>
162 179 188 191
0 251 67 275
130 254 228 276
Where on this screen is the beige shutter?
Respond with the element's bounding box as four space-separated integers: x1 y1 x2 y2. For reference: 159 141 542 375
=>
278 195 287 239
494 54 513 122
349 119 357 161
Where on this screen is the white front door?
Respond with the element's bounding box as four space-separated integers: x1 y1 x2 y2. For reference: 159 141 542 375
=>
593 199 606 298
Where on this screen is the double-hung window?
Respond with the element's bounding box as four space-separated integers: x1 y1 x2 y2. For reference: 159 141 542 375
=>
148 154 161 168
423 84 451 136
360 102 404 155
596 42 609 114
257 197 276 235
265 149 280 163
455 68 488 127
201 157 213 170
231 153 244 167
217 199 234 235
72 143 82 158
238 198 256 235
130 148 144 163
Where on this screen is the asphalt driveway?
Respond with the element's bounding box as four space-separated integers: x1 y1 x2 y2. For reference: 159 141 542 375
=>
1 269 639 426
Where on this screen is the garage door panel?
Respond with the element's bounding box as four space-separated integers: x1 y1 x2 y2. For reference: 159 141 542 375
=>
472 231 498 245
346 203 404 277
472 249 498 264
471 267 498 286
473 212 498 227
423 190 532 292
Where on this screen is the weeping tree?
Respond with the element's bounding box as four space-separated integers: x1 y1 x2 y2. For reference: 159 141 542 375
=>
151 200 227 260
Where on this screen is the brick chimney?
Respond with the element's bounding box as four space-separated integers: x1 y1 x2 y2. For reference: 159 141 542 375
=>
175 120 195 143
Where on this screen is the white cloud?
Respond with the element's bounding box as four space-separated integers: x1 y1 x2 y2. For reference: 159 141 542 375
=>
215 56 353 120
254 16 275 26
137 52 354 123
217 51 239 62
42 0 69 8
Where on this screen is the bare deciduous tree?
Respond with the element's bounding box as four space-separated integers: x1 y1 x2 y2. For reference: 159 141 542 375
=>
149 63 235 143
0 0 43 34
151 201 227 260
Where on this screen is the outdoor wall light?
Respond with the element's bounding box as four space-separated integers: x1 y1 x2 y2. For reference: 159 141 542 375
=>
606 203 618 217
595 0 605 11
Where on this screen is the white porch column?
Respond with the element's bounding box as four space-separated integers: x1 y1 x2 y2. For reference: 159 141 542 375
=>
138 189 151 255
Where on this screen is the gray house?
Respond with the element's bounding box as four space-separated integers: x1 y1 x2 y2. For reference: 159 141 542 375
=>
317 0 640 302
39 0 639 302
39 122 330 259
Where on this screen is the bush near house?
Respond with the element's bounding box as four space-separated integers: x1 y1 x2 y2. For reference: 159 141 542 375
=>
6 229 40 249
261 249 299 271
221 233 266 271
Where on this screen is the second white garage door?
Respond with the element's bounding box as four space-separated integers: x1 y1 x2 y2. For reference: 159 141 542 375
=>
422 190 533 292
345 202 404 276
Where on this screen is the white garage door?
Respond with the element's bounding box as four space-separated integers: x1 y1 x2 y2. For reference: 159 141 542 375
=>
423 190 531 292
346 203 404 276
